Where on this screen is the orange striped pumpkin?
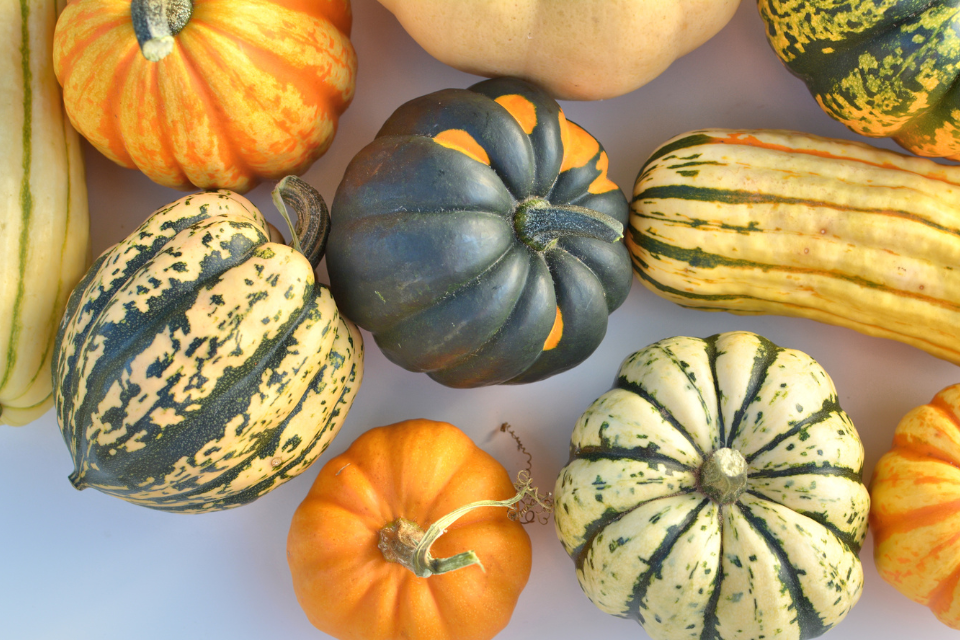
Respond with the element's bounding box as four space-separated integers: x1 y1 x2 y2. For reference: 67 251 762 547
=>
52 0 357 193
870 383 960 630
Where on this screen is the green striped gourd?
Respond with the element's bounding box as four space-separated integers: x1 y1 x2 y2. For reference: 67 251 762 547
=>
53 177 363 513
1 0 89 426
758 0 960 160
629 128 960 365
554 331 869 640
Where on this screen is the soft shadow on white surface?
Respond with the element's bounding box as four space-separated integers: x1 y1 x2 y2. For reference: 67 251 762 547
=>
4 1 959 639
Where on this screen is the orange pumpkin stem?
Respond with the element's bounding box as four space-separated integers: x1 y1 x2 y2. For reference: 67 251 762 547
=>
131 0 193 62
377 471 551 578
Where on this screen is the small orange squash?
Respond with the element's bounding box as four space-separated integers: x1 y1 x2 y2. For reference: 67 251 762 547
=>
53 0 357 192
870 383 960 629
286 419 533 640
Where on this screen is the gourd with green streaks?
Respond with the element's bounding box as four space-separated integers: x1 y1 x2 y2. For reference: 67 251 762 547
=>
53 177 362 513
554 331 869 640
1 0 89 426
629 128 960 366
758 0 960 160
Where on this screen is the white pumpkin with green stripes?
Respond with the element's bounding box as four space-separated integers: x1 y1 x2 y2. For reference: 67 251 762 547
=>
1 0 89 426
53 177 363 513
554 331 868 640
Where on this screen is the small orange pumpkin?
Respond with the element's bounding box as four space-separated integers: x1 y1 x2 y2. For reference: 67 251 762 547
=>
870 383 960 629
286 419 533 640
53 0 357 192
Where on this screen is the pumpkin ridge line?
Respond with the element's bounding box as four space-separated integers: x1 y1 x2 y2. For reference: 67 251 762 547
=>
569 487 699 572
748 462 863 482
725 335 781 448
745 489 862 555
615 376 706 461
568 446 694 471
703 334 726 447
743 397 843 464
622 497 712 625
735 499 830 639
655 341 716 452
172 33 255 183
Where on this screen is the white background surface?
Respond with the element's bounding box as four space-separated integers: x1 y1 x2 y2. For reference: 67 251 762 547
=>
4 1 960 638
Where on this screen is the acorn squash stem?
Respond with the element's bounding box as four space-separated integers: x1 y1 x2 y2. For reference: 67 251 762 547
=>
130 0 193 62
271 176 331 269
514 198 623 251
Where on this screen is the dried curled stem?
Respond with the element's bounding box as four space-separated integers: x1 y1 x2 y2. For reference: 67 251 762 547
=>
500 423 554 525
507 469 554 525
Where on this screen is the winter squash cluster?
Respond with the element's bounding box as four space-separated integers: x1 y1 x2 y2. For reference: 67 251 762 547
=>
8 0 960 638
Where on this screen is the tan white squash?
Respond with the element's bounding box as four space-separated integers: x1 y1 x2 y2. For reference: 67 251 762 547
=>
1 0 89 426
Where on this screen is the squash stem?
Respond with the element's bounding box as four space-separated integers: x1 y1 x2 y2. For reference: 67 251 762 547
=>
130 0 193 62
271 176 331 270
378 471 550 578
698 448 748 505
514 198 623 251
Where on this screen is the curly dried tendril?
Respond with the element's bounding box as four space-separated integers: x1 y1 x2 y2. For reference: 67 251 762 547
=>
507 469 554 525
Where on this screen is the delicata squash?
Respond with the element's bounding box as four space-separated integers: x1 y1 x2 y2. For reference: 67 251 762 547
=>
629 128 960 366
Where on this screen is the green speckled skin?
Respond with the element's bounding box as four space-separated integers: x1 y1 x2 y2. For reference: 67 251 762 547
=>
326 77 632 388
53 189 363 513
759 0 960 159
554 331 868 640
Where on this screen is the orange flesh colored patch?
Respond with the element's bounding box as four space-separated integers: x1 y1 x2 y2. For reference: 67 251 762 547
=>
542 307 563 350
559 113 617 194
715 131 960 186
495 94 537 134
433 129 491 165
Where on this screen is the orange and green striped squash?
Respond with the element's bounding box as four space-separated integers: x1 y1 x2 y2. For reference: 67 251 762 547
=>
325 77 633 387
870 383 960 630
1 0 90 426
759 0 960 160
629 128 960 367
52 0 357 193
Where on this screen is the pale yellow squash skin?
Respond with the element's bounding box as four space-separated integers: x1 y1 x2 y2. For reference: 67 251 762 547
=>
0 0 89 426
377 0 741 100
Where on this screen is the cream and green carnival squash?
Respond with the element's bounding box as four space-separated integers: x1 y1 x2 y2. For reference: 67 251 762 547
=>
53 177 363 513
554 331 869 640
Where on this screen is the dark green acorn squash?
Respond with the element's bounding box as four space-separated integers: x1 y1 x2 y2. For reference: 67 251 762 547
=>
326 77 632 387
53 177 363 513
758 0 960 159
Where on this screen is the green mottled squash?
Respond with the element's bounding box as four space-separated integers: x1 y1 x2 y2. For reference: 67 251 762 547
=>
326 77 633 388
759 0 960 159
554 331 869 640
53 177 362 513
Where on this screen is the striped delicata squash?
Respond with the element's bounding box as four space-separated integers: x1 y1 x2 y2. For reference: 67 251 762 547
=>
53 177 363 513
630 128 960 366
554 331 869 640
1 0 89 426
